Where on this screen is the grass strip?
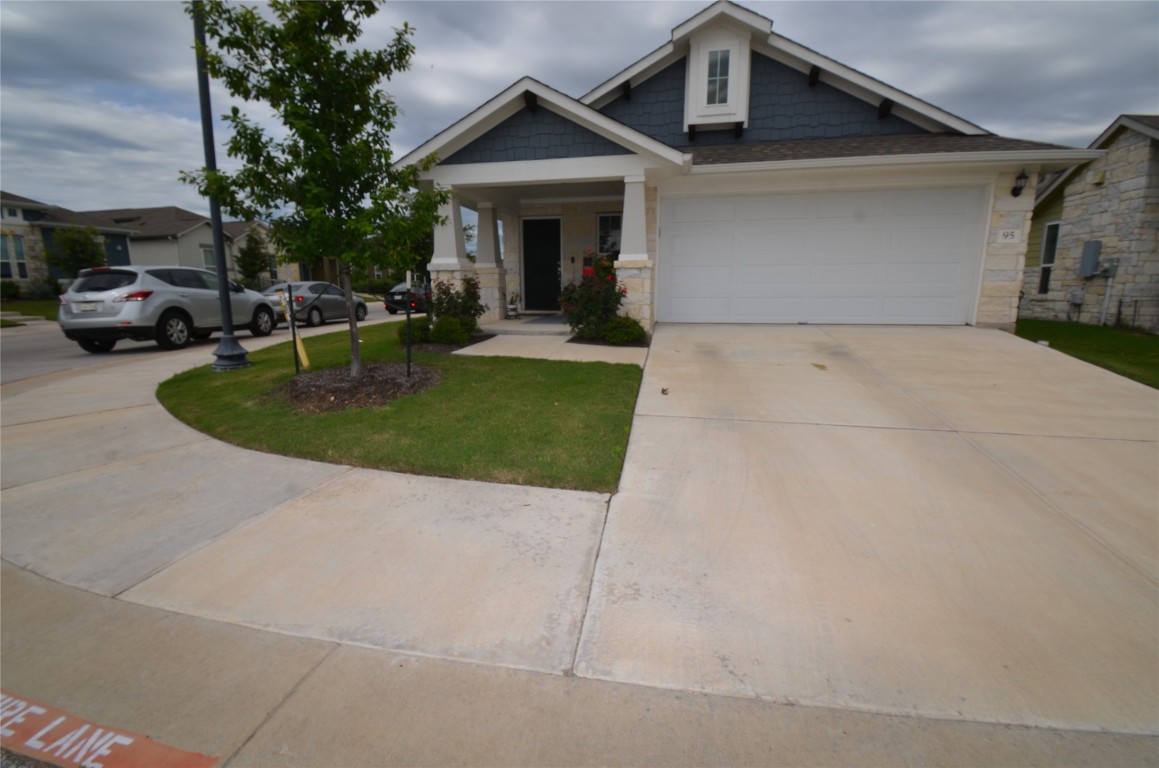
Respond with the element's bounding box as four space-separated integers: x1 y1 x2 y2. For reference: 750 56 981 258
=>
1015 319 1159 389
0 299 60 320
157 322 642 492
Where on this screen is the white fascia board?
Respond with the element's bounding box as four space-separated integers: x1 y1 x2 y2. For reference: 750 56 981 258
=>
765 33 987 136
427 155 654 187
534 98 687 167
395 78 535 169
400 78 686 173
582 42 677 108
672 1 771 42
688 149 1106 177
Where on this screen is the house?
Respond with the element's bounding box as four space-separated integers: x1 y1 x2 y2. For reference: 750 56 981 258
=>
397 1 1101 330
0 191 135 295
1020 114 1159 332
82 206 297 287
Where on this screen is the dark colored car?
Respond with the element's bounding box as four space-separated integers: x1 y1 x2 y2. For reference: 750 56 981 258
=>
384 282 431 314
262 281 368 326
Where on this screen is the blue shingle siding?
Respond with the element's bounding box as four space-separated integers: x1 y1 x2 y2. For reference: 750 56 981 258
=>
441 106 633 164
600 53 926 147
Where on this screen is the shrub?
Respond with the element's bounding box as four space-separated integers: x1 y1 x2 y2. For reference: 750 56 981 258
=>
430 315 470 345
396 314 431 344
559 252 626 339
1 280 21 301
602 315 648 346
431 276 486 334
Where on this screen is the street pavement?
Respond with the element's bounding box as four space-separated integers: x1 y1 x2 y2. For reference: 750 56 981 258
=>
1 317 1156 767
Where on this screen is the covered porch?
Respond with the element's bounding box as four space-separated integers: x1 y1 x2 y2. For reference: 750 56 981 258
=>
427 167 660 330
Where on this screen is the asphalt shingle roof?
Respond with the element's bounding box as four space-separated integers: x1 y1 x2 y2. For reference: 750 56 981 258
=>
84 206 210 239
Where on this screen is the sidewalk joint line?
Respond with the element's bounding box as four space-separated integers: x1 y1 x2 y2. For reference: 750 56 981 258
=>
567 492 614 677
220 643 340 768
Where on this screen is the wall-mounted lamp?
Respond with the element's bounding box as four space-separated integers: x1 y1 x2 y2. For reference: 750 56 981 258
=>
1011 170 1029 198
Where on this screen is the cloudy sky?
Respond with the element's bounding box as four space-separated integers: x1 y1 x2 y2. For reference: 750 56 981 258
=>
1 0 1156 219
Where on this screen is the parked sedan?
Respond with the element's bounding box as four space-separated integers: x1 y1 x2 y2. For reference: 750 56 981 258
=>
262 282 368 326
384 282 431 314
59 266 278 353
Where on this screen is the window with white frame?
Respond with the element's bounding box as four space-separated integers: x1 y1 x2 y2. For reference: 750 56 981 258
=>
1038 222 1060 294
598 214 622 255
201 247 216 272
706 49 730 105
0 234 28 279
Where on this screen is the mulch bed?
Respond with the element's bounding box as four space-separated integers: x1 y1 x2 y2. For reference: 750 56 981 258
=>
271 362 441 413
566 336 651 349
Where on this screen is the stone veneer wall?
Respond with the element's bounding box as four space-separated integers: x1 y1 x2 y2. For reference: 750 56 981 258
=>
1020 129 1159 332
975 171 1039 331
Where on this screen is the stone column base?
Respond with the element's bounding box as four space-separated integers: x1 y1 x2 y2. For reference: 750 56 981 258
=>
615 258 654 332
475 266 507 323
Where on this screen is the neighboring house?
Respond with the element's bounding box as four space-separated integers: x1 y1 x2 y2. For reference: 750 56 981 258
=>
1020 114 1159 332
398 0 1100 330
83 207 297 287
0 191 134 294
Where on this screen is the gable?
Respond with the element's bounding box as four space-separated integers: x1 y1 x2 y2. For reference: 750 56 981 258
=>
441 107 634 165
600 52 925 148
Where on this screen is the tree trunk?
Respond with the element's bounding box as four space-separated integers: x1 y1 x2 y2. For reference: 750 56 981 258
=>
341 264 363 377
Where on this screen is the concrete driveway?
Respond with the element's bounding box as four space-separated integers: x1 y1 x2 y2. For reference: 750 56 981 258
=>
575 324 1157 734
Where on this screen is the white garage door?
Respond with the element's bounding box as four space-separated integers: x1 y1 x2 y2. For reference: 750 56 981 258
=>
657 187 987 324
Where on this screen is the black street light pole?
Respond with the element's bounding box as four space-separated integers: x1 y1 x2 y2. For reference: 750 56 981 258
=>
193 1 250 371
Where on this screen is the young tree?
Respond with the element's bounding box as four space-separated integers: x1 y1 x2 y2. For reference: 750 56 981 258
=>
234 230 270 289
182 0 447 375
47 226 106 276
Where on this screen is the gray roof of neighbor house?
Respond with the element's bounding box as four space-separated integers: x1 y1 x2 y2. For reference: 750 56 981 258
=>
0 191 136 234
1035 113 1159 203
690 134 1077 165
0 191 51 209
85 206 213 240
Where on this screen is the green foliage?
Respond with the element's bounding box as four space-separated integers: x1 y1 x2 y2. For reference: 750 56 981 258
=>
234 230 270 288
1 280 20 301
182 0 449 373
602 315 647 346
1015 319 1159 389
156 322 642 492
559 252 626 339
47 226 106 276
430 315 469 345
396 314 431 344
431 276 486 334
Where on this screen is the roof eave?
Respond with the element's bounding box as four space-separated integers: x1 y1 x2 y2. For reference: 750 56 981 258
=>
690 148 1106 175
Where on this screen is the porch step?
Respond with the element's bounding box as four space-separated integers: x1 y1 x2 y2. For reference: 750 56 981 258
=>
480 316 572 337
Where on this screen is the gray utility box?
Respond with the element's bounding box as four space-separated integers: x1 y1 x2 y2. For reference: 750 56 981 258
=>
1078 240 1102 277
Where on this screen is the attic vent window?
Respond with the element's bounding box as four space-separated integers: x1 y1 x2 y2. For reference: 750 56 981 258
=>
706 49 730 105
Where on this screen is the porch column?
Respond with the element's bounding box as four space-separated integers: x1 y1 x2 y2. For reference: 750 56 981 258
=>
619 176 647 260
475 202 506 322
429 194 472 286
615 175 655 331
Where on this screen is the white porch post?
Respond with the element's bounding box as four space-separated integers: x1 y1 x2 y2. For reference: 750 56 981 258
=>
619 176 648 260
615 175 655 330
429 193 471 276
475 202 506 322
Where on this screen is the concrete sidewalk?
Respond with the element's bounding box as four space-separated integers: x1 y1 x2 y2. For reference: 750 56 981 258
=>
2 321 1156 766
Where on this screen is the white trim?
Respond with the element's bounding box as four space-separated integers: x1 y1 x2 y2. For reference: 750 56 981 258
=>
397 78 686 172
688 149 1105 176
583 42 677 109
428 155 656 187
685 26 752 129
672 1 771 42
1035 115 1158 202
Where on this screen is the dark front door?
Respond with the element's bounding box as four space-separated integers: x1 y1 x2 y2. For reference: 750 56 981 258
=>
522 218 561 311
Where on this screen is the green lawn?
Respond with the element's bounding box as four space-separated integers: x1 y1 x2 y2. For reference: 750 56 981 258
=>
0 299 60 321
157 322 643 492
1015 319 1159 389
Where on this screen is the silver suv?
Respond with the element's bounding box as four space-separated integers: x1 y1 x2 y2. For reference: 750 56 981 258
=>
59 266 278 353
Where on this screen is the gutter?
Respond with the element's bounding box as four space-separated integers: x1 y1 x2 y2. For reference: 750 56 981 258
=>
688 148 1106 175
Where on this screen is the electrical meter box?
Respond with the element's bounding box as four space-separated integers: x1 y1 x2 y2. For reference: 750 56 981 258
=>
1078 240 1102 277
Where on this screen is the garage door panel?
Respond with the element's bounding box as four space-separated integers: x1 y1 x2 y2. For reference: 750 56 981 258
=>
659 188 984 325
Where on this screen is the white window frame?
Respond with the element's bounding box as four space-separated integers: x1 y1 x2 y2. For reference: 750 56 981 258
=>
201 247 216 272
597 213 622 256
684 26 751 130
1038 221 1060 295
1 234 28 279
706 49 730 106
